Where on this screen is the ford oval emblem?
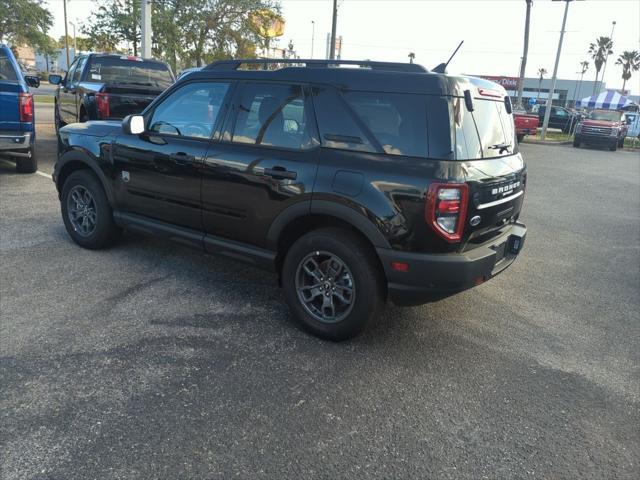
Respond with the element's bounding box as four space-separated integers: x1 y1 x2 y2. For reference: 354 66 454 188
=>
470 215 481 226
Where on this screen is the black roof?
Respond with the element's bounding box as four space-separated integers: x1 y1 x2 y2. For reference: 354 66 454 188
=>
184 58 465 96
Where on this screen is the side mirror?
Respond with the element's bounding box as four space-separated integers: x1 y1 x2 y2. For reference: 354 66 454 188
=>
25 75 40 88
504 95 513 114
463 90 474 112
122 114 145 135
48 74 63 85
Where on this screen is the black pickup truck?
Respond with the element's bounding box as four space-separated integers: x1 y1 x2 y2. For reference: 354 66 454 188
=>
49 54 174 130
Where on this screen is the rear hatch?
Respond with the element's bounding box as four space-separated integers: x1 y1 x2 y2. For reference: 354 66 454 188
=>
451 78 526 248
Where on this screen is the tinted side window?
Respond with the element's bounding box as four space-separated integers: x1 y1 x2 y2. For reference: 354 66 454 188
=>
149 82 230 139
0 50 18 82
313 87 375 153
72 57 87 83
232 83 313 150
344 91 428 157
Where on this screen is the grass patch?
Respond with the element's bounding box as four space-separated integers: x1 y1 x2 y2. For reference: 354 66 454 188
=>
33 95 54 104
527 130 571 142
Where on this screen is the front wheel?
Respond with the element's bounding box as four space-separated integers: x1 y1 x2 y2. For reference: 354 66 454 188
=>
282 228 385 341
60 170 120 249
609 143 617 152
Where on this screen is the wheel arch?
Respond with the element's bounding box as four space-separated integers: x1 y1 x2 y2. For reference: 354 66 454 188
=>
55 150 115 205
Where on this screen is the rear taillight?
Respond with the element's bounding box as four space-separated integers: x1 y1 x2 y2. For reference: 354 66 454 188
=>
426 183 469 243
95 93 110 119
18 93 33 122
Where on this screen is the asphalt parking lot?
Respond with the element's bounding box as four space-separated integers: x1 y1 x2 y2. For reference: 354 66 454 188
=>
1 105 639 479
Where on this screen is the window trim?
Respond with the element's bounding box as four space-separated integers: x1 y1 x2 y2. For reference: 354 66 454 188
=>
222 80 320 152
144 79 235 143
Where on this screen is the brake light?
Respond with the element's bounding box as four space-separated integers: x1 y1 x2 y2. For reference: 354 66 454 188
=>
18 93 33 122
95 93 110 119
425 183 469 243
478 88 503 98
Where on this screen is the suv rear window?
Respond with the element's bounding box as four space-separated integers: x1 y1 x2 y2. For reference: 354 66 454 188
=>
86 57 173 89
453 97 517 159
0 50 18 82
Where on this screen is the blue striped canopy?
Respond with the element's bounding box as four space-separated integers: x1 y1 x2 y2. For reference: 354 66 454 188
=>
576 90 631 110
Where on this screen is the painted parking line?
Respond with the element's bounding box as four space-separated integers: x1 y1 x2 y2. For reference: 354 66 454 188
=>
0 159 52 180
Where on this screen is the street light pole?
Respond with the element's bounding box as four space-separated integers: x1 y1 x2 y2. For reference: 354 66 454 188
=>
62 0 70 70
516 0 533 109
141 0 152 58
541 0 573 141
597 20 616 92
311 20 315 59
69 21 77 60
329 0 338 60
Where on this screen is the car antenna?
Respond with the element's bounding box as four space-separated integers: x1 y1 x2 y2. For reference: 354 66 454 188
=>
432 40 464 74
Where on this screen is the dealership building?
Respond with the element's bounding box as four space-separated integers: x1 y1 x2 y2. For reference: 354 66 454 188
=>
473 75 604 108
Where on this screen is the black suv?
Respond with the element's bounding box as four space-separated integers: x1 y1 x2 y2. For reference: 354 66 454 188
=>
53 59 527 340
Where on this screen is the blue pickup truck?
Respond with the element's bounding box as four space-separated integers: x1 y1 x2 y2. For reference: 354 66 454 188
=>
0 44 40 173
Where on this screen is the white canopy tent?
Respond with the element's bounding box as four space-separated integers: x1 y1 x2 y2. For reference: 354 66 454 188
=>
576 90 632 110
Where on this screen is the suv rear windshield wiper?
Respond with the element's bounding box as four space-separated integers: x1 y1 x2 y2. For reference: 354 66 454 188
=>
489 143 512 154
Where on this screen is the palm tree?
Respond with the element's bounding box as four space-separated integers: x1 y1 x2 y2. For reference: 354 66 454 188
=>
408 52 415 64
573 61 589 106
536 67 547 103
588 36 613 95
615 50 640 93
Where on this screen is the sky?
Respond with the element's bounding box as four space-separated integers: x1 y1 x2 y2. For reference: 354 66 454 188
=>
45 0 640 94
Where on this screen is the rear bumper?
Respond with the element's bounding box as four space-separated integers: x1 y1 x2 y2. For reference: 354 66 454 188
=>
377 222 527 306
0 131 34 157
575 133 617 146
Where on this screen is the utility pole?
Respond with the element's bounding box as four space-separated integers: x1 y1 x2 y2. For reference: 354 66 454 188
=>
311 20 315 59
62 0 70 69
541 0 573 141
516 0 533 108
141 0 152 58
329 0 338 60
597 20 616 93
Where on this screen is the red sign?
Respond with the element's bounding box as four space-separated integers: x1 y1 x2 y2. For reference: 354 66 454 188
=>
478 76 519 89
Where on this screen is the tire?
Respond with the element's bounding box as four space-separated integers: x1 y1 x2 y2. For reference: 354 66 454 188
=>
282 228 385 341
618 137 625 148
60 170 120 249
573 139 580 148
609 143 617 152
16 144 37 173
516 134 525 143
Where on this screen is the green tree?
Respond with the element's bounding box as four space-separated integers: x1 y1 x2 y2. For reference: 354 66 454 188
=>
36 35 58 72
82 0 140 56
615 50 640 94
588 36 613 95
0 0 53 51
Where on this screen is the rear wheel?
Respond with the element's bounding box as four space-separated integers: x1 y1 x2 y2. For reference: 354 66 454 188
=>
572 139 580 148
282 228 385 341
15 143 37 173
60 170 120 249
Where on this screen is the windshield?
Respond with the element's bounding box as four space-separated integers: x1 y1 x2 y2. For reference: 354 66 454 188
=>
85 57 173 89
587 110 621 122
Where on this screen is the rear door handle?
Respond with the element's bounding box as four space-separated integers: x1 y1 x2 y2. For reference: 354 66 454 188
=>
264 166 297 180
170 152 195 165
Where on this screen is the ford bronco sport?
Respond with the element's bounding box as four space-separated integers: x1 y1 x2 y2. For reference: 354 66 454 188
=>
53 59 527 340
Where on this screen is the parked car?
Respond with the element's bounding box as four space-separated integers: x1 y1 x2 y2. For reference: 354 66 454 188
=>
48 54 174 131
0 43 40 173
513 108 539 142
53 59 527 340
573 109 630 151
532 105 581 133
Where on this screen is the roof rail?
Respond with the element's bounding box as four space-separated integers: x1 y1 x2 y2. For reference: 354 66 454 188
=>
204 58 428 73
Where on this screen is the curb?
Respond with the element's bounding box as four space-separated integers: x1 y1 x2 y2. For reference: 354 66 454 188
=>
522 139 572 146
